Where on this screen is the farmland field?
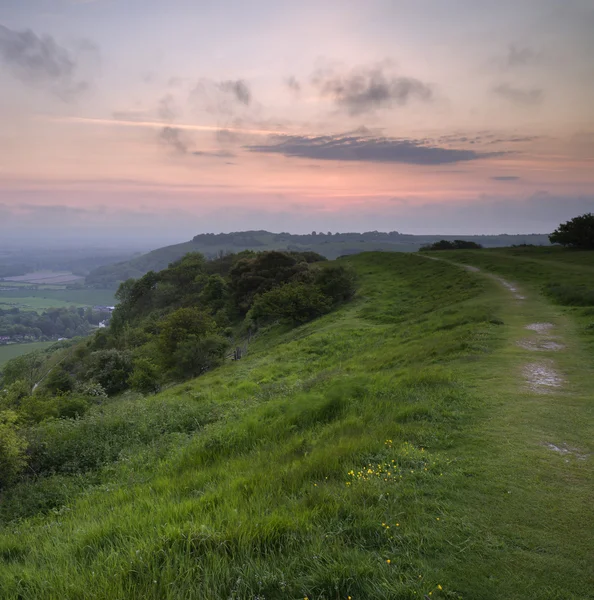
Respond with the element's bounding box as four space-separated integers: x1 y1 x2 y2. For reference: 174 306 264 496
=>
0 341 56 367
0 288 116 310
2 271 84 285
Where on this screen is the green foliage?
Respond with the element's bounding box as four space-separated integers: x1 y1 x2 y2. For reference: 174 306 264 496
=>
249 282 332 324
42 367 74 395
85 349 133 395
420 239 483 251
0 410 28 488
128 358 161 394
1 352 44 389
549 212 594 249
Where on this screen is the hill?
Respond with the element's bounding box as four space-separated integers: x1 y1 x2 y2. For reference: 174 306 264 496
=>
85 230 551 288
1 247 592 599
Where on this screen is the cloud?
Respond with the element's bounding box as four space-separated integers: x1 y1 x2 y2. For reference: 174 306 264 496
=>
159 126 189 153
189 78 253 115
159 126 234 158
157 93 177 121
217 79 251 105
493 83 543 105
246 133 502 165
286 76 301 94
506 45 540 67
0 23 90 99
312 63 432 115
491 176 521 181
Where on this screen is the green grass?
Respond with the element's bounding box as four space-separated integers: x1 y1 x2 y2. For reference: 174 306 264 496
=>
0 341 57 368
0 251 592 599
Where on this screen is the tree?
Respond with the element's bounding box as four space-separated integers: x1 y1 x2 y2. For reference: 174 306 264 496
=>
549 213 594 250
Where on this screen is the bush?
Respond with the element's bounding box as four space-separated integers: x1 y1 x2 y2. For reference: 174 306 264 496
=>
86 349 134 395
129 358 161 394
549 213 594 249
0 410 28 489
249 282 332 324
314 264 357 303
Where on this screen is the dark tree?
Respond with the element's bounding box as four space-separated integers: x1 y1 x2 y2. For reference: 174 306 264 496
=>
549 213 594 250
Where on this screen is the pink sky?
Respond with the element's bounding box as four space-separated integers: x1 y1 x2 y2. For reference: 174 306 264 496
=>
1 1 593 243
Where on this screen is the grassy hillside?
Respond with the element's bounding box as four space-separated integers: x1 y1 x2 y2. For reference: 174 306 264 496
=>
86 230 551 288
1 251 592 599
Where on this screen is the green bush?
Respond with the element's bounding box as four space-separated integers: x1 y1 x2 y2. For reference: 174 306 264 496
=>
249 282 332 324
129 358 161 394
0 410 28 489
85 349 133 395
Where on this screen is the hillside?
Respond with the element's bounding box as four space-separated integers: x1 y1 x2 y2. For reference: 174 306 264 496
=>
85 230 551 288
1 248 592 599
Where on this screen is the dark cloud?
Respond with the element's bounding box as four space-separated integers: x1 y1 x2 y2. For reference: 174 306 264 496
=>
491 176 521 181
0 23 91 99
190 78 253 115
286 76 301 93
158 93 177 121
159 126 189 154
246 133 503 165
493 83 544 105
312 64 432 115
217 79 251 105
159 126 234 158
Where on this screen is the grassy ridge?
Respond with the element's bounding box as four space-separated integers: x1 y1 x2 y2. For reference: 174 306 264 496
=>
0 252 591 599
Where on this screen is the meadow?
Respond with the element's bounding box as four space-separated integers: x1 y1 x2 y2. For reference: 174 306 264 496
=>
0 288 116 309
0 251 592 599
0 341 57 368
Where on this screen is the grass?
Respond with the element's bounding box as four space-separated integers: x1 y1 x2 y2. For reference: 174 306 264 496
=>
0 251 592 599
0 341 57 368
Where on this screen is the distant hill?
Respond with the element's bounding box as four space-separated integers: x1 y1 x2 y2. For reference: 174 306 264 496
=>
86 229 551 288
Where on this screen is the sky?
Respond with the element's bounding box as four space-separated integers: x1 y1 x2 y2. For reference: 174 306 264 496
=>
1 0 593 245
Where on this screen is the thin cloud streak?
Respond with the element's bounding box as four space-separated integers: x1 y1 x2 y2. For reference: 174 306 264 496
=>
44 115 287 136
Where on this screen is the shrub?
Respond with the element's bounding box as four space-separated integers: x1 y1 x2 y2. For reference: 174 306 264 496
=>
0 410 28 489
129 358 161 394
86 349 134 395
314 264 357 304
249 282 332 324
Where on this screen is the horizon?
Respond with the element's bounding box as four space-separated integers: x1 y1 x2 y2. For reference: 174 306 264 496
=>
1 1 593 244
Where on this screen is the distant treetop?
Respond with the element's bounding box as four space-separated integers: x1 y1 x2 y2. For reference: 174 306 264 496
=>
420 240 483 251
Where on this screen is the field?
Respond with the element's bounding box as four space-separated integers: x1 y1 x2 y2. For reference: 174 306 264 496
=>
3 271 84 285
0 288 116 309
0 341 57 368
0 249 592 599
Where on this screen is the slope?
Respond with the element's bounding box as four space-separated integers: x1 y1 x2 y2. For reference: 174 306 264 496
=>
1 252 592 599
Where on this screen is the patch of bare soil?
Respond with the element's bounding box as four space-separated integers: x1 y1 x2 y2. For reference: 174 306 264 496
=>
543 442 589 461
524 361 563 392
525 322 555 333
517 339 565 351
